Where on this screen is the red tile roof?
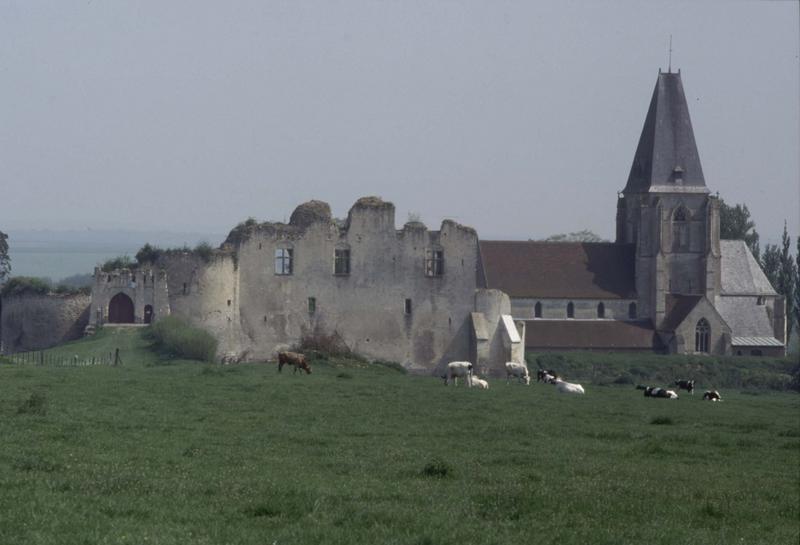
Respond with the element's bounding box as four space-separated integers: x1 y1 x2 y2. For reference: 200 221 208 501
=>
524 319 661 350
479 241 637 299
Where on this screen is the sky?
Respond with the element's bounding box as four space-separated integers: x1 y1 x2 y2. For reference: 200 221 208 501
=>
1 0 798 242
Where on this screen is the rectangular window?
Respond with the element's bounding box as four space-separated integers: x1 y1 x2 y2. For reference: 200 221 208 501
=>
275 248 293 275
334 249 350 275
404 298 412 315
308 297 316 315
425 249 444 277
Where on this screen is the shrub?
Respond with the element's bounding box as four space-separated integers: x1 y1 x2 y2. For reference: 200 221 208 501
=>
194 242 214 262
147 316 218 362
1 277 51 297
17 392 48 416
650 416 674 426
297 326 352 357
135 243 162 264
52 284 91 296
101 256 136 272
372 359 408 374
421 458 453 479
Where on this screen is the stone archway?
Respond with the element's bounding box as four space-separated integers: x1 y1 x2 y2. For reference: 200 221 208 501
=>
108 293 135 324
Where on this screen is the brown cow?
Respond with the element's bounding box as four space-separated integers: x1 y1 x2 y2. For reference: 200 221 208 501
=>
278 351 312 374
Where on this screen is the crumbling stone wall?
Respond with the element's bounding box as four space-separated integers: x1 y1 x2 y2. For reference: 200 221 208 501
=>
220 197 480 371
0 293 90 353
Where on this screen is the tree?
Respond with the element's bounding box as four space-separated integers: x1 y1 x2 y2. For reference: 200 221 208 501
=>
761 244 781 290
776 222 797 346
0 230 9 284
796 236 800 348
542 230 607 243
719 199 760 262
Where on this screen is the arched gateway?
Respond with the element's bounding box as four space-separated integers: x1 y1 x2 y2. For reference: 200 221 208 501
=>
108 293 135 324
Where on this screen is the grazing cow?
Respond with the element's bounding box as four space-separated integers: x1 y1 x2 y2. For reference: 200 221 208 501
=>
643 386 678 399
702 390 722 402
555 378 585 395
537 369 559 383
443 361 473 387
674 379 695 395
468 375 490 389
278 351 312 374
505 362 531 385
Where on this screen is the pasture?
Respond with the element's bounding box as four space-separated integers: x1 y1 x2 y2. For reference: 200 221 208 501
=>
0 329 798 544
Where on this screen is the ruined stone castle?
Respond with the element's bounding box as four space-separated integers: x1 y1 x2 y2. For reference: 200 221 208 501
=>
1 70 787 367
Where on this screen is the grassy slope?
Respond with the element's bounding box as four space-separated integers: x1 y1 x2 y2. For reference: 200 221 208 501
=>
0 329 798 545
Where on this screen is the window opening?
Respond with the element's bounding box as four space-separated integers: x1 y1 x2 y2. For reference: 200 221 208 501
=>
672 207 689 252
275 248 293 275
334 248 350 275
534 302 542 318
597 302 605 318
695 318 710 353
567 302 574 319
425 248 444 277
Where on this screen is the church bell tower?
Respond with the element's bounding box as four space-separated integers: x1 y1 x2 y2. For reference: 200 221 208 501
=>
616 69 721 328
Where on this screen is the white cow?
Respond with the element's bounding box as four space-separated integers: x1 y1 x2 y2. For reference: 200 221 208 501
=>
468 375 490 389
555 378 585 395
505 362 530 385
443 361 473 387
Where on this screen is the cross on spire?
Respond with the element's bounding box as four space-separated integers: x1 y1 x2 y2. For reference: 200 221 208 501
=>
668 35 673 73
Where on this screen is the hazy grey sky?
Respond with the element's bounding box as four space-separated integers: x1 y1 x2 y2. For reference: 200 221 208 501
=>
2 1 798 241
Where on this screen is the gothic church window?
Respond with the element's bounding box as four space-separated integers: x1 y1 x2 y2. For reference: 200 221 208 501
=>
567 302 574 319
534 302 542 318
597 302 605 318
695 318 710 353
425 248 444 277
275 248 293 275
308 297 316 315
672 207 689 252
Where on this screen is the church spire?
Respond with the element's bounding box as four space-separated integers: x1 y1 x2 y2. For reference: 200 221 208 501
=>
623 70 708 194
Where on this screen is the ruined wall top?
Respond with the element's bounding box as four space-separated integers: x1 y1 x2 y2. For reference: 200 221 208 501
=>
289 200 333 228
223 196 478 248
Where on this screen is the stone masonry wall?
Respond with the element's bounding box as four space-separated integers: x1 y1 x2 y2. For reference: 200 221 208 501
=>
229 198 479 372
0 293 90 354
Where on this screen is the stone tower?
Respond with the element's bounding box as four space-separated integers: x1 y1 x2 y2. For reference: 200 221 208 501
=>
615 70 721 328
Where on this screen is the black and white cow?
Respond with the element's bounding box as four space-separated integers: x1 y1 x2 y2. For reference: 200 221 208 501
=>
674 379 695 395
644 386 678 399
537 369 559 384
702 390 722 402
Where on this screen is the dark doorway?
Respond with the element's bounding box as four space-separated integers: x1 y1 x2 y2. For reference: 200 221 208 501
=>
108 293 135 323
143 305 154 324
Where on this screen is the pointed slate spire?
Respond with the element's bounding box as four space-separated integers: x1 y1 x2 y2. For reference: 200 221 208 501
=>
624 70 708 193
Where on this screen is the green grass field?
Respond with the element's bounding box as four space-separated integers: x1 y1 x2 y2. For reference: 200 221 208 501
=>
1 329 798 544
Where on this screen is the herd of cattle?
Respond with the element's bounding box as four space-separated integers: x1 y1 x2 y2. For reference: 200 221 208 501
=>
440 360 722 401
276 351 722 401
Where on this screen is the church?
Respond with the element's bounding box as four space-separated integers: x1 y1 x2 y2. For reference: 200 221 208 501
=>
480 69 786 357
77 69 787 371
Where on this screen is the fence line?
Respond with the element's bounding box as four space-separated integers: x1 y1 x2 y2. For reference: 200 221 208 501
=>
1 348 122 367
